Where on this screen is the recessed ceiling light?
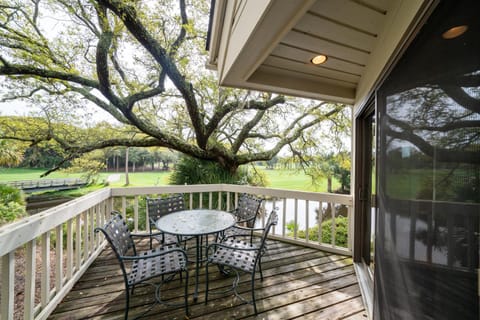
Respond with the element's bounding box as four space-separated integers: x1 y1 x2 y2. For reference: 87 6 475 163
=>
311 55 328 65
442 25 468 39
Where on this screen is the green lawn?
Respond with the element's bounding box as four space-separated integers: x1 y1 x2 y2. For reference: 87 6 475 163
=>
0 167 337 192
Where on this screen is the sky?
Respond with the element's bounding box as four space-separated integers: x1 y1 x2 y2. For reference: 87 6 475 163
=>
0 100 35 116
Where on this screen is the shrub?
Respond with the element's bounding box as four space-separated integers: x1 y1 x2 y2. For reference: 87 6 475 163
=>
169 156 267 209
289 215 348 247
0 184 27 226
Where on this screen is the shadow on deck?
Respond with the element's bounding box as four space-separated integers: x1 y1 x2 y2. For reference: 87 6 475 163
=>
49 239 366 320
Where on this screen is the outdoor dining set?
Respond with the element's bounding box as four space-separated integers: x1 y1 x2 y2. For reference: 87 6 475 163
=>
94 193 278 319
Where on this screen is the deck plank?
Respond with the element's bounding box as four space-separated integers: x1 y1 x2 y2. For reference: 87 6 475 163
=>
49 239 364 320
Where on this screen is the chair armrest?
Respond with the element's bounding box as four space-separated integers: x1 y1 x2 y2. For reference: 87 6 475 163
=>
120 247 188 261
206 240 258 256
130 232 155 239
230 225 264 232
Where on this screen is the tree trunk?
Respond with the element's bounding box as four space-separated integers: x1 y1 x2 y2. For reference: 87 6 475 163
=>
327 177 332 193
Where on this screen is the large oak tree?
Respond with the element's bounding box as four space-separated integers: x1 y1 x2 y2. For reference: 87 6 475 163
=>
0 0 348 175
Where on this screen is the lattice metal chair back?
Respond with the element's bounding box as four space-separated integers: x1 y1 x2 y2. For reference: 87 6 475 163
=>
233 193 263 228
205 209 278 315
221 193 264 242
146 194 186 247
95 213 189 319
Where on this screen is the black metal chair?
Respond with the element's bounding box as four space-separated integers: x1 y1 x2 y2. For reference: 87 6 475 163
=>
95 213 189 320
221 193 264 242
205 209 278 315
146 194 191 248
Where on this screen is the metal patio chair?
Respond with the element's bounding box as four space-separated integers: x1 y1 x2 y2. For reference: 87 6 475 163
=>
146 194 192 248
95 213 189 319
205 209 278 314
220 193 264 242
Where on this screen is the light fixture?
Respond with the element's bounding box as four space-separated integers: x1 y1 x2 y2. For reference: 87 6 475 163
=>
442 25 468 39
311 54 328 65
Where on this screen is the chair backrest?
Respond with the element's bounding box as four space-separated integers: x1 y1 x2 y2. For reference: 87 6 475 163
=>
95 213 136 261
258 210 278 252
147 194 185 223
234 194 263 228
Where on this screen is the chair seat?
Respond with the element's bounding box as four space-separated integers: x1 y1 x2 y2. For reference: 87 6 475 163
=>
209 239 259 273
128 247 188 286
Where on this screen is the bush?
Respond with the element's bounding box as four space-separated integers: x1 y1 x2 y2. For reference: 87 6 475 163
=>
0 184 27 226
290 215 348 247
169 156 268 209
169 155 267 185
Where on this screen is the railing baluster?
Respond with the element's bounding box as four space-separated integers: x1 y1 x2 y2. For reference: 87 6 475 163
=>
67 219 73 279
226 192 231 211
75 215 81 272
347 205 353 251
95 204 101 248
56 225 64 292
41 232 51 308
134 196 139 232
121 197 127 217
89 208 95 255
318 201 323 245
294 198 298 239
24 240 36 320
83 211 88 260
1 251 14 320
331 202 336 246
282 198 287 238
305 200 310 243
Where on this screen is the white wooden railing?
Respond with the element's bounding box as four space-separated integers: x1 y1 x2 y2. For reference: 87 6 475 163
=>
0 184 353 320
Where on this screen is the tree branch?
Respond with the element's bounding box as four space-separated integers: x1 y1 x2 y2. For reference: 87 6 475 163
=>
387 115 480 164
0 60 100 88
440 84 480 113
231 110 266 153
206 96 285 138
97 0 206 147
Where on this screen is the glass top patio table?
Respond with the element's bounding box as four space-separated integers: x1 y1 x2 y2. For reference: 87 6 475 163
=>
155 209 236 301
155 209 236 236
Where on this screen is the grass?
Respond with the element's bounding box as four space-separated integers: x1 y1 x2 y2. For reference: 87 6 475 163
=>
260 167 340 192
0 167 340 193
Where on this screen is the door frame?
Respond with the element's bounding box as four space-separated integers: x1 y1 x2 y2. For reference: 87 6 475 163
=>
353 98 376 318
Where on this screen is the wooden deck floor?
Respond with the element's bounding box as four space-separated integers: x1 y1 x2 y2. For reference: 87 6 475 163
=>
50 239 367 320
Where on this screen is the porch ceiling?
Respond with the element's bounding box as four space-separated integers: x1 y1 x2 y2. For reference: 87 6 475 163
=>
208 0 427 105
